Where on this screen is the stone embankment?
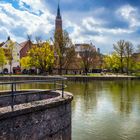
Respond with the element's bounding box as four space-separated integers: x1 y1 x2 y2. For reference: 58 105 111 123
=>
0 75 139 82
0 89 73 140
65 75 139 81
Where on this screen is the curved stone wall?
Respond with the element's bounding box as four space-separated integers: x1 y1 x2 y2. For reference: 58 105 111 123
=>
0 76 63 81
0 90 60 107
0 91 73 140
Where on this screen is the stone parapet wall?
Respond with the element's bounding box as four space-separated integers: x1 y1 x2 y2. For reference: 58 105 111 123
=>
0 76 63 81
0 91 73 140
0 90 59 107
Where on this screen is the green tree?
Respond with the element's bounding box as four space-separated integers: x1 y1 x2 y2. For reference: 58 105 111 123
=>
0 48 6 71
21 41 55 74
20 56 31 69
103 53 120 72
132 62 140 71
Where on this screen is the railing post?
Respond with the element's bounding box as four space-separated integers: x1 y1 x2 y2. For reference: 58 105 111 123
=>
54 80 56 91
0 79 67 111
11 83 14 111
62 80 64 98
14 83 16 92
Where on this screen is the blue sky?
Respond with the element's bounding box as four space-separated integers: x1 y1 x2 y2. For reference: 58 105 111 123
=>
0 0 140 53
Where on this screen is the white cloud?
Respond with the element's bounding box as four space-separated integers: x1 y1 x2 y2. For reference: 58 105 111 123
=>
0 1 140 53
64 5 139 53
82 17 104 31
117 5 140 28
0 2 54 42
18 0 45 13
68 16 133 44
0 27 9 40
82 17 133 34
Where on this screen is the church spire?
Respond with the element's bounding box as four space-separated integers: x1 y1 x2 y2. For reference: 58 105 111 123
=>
57 0 61 18
55 0 63 44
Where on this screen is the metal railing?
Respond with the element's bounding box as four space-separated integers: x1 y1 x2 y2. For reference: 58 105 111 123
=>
0 77 67 110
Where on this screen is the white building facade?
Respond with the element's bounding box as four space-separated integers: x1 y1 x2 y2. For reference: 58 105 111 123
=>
0 37 22 74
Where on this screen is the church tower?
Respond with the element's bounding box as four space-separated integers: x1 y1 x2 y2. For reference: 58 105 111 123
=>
55 2 63 46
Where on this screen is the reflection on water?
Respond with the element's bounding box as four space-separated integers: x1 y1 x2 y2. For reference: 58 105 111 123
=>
1 80 140 140
66 80 140 140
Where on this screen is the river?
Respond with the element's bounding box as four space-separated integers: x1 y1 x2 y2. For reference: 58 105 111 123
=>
66 80 140 140
1 80 140 140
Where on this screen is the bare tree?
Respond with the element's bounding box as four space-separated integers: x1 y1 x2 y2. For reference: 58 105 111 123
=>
136 44 140 53
54 30 76 75
79 44 96 75
124 41 134 74
113 40 125 73
64 45 77 69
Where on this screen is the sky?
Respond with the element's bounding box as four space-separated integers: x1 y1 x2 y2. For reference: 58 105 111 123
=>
0 0 140 53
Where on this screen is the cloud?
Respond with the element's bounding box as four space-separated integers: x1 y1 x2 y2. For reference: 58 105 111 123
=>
0 1 54 42
18 0 46 13
117 5 140 28
0 27 9 40
67 16 133 47
62 4 140 53
0 1 140 53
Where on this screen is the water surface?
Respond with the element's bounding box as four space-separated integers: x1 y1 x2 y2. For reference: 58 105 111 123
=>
66 80 140 140
1 80 140 140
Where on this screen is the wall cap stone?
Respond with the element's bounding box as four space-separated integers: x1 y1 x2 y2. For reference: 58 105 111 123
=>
0 91 73 121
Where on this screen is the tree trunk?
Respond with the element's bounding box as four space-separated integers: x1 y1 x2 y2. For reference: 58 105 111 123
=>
10 62 12 75
120 56 123 73
59 57 62 75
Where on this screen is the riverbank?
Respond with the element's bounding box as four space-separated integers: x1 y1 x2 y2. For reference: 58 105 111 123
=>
0 75 139 81
65 75 139 81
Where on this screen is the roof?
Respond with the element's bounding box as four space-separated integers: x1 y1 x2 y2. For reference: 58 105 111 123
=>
1 39 22 49
75 43 96 52
20 40 33 49
0 42 4 47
